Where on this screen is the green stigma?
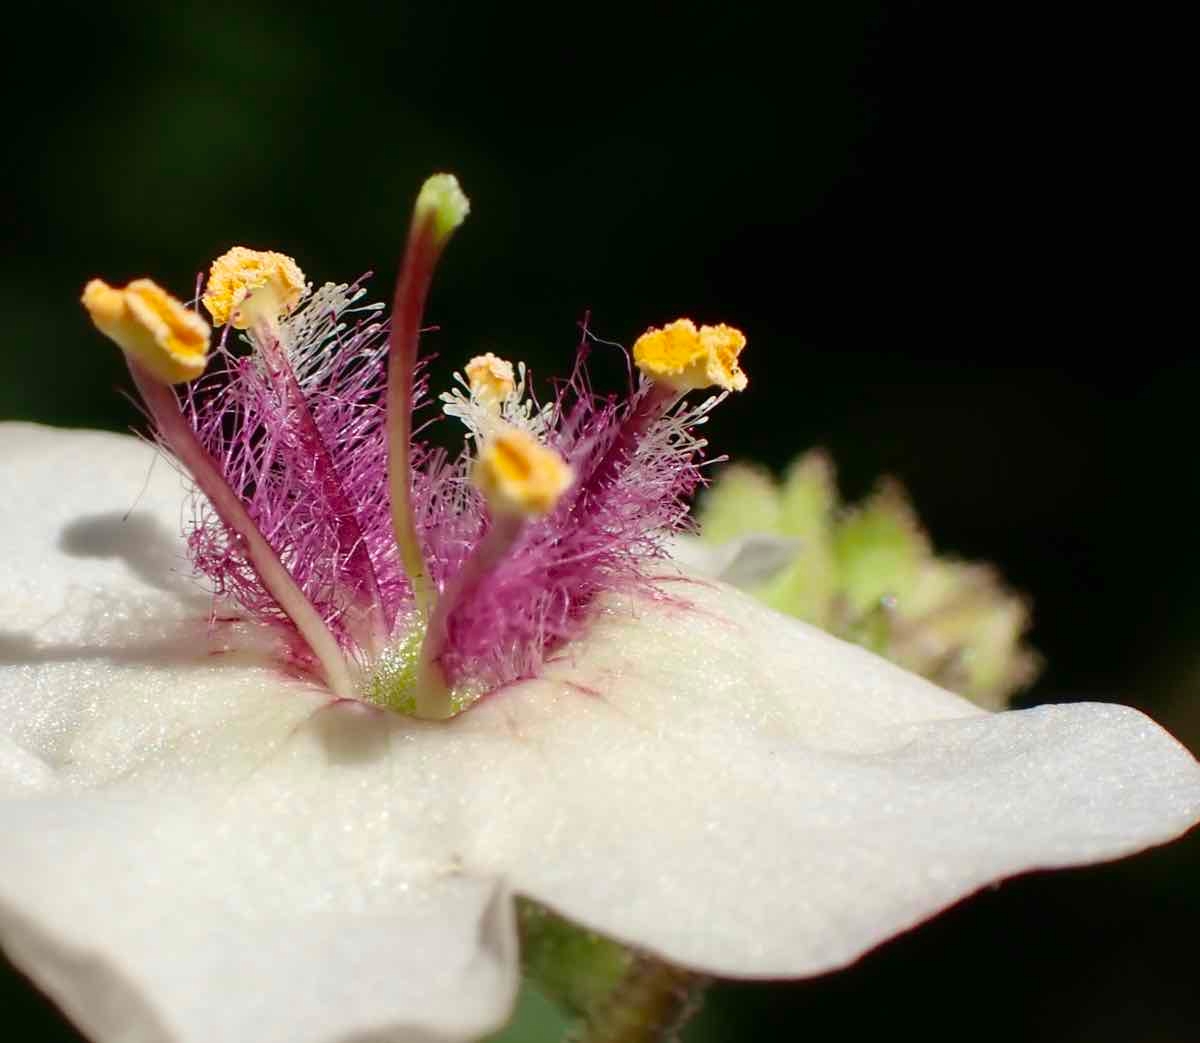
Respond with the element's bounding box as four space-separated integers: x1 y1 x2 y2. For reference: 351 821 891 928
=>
415 173 471 244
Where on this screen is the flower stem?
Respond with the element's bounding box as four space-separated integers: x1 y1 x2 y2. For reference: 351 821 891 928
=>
571 959 706 1043
130 361 357 697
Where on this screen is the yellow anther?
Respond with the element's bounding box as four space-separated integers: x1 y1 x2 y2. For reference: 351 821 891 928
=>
82 278 210 385
474 427 573 517
465 353 516 406
632 318 748 393
202 246 307 329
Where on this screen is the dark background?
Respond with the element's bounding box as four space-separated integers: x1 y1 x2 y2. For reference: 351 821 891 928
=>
4 2 1196 1040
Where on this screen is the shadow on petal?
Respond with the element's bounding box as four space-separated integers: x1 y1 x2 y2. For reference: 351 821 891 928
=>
58 511 197 598
306 699 395 766
0 621 267 672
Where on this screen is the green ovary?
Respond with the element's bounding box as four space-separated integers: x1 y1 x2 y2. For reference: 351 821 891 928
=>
362 629 425 713
361 626 481 717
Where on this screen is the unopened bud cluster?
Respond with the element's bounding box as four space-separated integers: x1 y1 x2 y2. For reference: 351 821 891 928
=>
697 452 1039 709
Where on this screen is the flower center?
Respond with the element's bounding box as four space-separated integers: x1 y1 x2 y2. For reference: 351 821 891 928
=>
81 174 749 720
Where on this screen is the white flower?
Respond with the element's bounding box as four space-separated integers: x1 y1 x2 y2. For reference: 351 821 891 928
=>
2 421 1198 1043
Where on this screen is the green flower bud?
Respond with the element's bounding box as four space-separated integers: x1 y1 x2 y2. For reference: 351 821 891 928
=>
696 451 1040 709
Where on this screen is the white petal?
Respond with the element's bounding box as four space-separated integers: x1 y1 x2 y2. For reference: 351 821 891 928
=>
0 422 206 630
667 532 799 587
453 579 1200 978
0 734 52 792
0 671 522 1043
2 765 517 1043
0 424 519 1043
4 421 1199 1035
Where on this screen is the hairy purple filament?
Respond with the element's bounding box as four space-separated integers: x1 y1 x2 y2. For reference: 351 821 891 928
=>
131 361 356 697
252 319 390 652
170 259 719 710
573 380 680 507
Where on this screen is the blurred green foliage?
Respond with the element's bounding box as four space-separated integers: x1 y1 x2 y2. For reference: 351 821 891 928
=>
698 452 1038 708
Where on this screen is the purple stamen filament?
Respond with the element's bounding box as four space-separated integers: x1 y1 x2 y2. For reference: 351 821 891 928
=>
416 510 526 718
128 361 357 698
575 381 680 505
252 318 390 654
141 186 727 718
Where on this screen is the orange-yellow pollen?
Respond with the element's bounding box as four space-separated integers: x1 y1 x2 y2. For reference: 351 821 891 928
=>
466 353 516 406
474 427 573 516
82 278 211 385
202 246 307 329
632 318 748 393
